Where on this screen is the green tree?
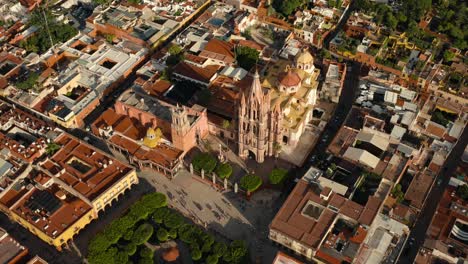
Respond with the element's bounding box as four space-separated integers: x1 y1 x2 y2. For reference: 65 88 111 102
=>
139 247 153 258
163 212 185 229
223 240 248 264
235 46 260 71
157 228 169 242
443 50 455 63
45 143 61 156
124 243 137 256
131 223 154 245
240 174 263 193
268 168 288 185
215 163 233 179
391 184 405 203
166 44 184 66
192 153 217 173
206 255 219 264
191 248 202 261
212 241 227 258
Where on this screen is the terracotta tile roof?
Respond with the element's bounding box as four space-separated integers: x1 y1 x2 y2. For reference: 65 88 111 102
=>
425 122 446 138
270 180 338 249
199 39 235 64
237 39 265 51
143 79 172 96
405 172 433 210
41 134 134 201
9 182 92 239
340 200 364 221
279 70 301 87
358 196 381 226
173 62 220 84
93 109 182 170
185 53 207 65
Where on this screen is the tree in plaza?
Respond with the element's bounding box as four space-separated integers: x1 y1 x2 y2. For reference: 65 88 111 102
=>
157 227 169 242
212 241 227 258
215 163 233 179
240 174 263 194
200 233 215 252
113 250 129 264
124 243 137 256
139 247 153 259
206 255 219 264
163 211 185 229
191 247 202 261
268 168 288 185
131 223 154 245
152 207 171 224
168 228 178 239
235 46 260 71
192 153 217 173
223 240 248 264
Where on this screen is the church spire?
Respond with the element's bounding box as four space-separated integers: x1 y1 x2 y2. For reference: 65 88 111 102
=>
247 69 263 103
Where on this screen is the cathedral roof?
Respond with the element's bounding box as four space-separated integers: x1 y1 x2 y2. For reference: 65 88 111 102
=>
295 49 314 65
279 69 301 87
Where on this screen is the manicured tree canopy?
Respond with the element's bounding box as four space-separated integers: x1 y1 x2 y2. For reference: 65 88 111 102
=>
157 227 169 242
223 240 248 264
152 207 171 224
139 247 153 258
206 254 219 264
192 153 217 173
215 163 233 179
212 241 227 258
235 46 260 71
268 168 288 185
124 243 137 256
191 247 202 261
163 211 185 229
131 223 154 245
240 174 263 193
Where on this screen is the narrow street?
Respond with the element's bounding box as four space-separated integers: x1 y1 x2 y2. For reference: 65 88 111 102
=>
397 126 468 264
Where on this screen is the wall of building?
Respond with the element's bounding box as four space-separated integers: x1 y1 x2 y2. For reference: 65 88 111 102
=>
92 170 138 212
10 207 95 250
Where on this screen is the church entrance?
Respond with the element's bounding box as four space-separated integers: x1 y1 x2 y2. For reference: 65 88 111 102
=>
283 136 289 144
248 150 256 160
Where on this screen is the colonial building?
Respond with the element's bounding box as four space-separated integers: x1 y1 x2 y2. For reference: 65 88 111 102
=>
238 48 319 163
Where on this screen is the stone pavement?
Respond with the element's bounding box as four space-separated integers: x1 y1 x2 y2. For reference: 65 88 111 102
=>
139 168 282 263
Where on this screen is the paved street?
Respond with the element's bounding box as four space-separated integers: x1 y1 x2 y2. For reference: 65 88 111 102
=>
139 168 283 264
397 126 468 264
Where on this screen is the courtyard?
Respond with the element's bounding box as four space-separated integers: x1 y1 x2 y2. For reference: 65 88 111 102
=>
139 168 283 263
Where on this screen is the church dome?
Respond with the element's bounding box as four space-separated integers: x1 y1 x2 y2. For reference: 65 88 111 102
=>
278 69 301 87
295 49 314 65
143 127 162 148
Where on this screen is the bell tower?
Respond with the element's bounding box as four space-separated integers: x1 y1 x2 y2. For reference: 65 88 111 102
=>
171 104 190 136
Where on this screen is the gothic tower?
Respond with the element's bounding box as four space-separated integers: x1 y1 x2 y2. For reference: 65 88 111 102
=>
238 70 270 163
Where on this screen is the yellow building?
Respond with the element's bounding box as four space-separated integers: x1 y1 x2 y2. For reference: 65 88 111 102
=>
0 133 138 250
